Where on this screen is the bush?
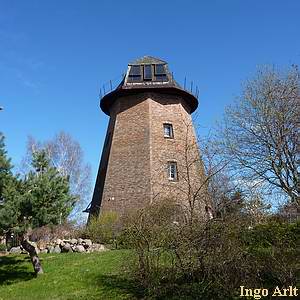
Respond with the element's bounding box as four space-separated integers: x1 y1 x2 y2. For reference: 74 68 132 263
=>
121 201 300 299
29 222 80 242
0 243 7 252
83 211 121 245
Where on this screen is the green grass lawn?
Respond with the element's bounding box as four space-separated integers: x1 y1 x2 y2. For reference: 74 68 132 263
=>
0 250 145 300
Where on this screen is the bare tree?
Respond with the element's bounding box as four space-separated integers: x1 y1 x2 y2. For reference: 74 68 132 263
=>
21 132 92 218
221 65 300 205
150 116 229 222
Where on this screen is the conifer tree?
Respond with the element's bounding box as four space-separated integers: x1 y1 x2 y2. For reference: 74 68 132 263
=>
0 134 21 231
0 140 76 275
0 133 13 200
25 150 76 228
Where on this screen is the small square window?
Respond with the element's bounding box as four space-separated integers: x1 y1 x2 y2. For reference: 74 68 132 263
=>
155 64 166 75
154 64 168 82
129 65 141 76
168 162 178 181
128 65 142 82
163 123 174 138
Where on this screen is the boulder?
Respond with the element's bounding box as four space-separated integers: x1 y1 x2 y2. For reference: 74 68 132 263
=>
56 238 62 245
70 238 77 245
77 238 83 244
40 249 48 254
90 244 107 252
53 245 61 253
48 246 55 253
61 243 73 253
9 246 22 254
74 245 85 253
83 239 92 247
38 240 49 250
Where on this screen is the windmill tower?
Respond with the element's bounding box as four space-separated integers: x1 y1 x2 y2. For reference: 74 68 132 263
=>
88 56 210 219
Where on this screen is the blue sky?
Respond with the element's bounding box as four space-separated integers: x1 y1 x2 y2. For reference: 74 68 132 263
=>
1 0 299 195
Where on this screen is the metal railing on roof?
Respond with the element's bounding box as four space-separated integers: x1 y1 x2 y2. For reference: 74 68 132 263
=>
98 73 125 99
98 73 199 100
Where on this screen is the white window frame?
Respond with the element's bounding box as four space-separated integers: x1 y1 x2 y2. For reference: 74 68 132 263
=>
205 206 214 219
168 161 178 181
163 123 174 138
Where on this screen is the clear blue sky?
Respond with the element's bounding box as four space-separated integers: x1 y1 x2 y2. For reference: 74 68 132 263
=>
1 0 299 190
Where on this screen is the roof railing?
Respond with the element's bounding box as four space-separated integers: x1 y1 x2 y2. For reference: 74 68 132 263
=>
98 73 199 100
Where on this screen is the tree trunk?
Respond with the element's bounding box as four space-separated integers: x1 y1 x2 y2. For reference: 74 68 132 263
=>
20 234 44 275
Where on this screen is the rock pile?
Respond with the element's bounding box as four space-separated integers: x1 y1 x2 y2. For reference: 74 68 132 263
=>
9 238 107 254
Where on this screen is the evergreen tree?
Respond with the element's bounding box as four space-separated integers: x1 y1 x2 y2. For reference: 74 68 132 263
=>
1 146 76 232
0 133 13 201
0 134 22 232
25 150 76 228
0 144 76 275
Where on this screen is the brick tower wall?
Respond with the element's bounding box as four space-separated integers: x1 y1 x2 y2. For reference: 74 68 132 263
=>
99 93 152 215
92 92 208 217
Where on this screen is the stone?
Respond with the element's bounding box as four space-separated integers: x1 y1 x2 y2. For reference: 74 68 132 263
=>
53 245 61 253
90 243 107 252
70 238 77 245
56 238 62 245
74 245 85 253
14 238 99 254
83 239 92 247
61 243 73 253
98 244 106 251
37 240 48 250
48 246 55 253
9 246 22 254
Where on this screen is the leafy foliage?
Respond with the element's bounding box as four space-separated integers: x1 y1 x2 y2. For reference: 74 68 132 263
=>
84 212 121 244
0 243 7 252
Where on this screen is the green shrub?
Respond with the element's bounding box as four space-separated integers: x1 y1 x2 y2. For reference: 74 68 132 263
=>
0 243 7 252
84 211 121 245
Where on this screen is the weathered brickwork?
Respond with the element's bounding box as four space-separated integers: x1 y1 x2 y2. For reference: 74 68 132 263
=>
100 94 152 214
91 92 208 217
